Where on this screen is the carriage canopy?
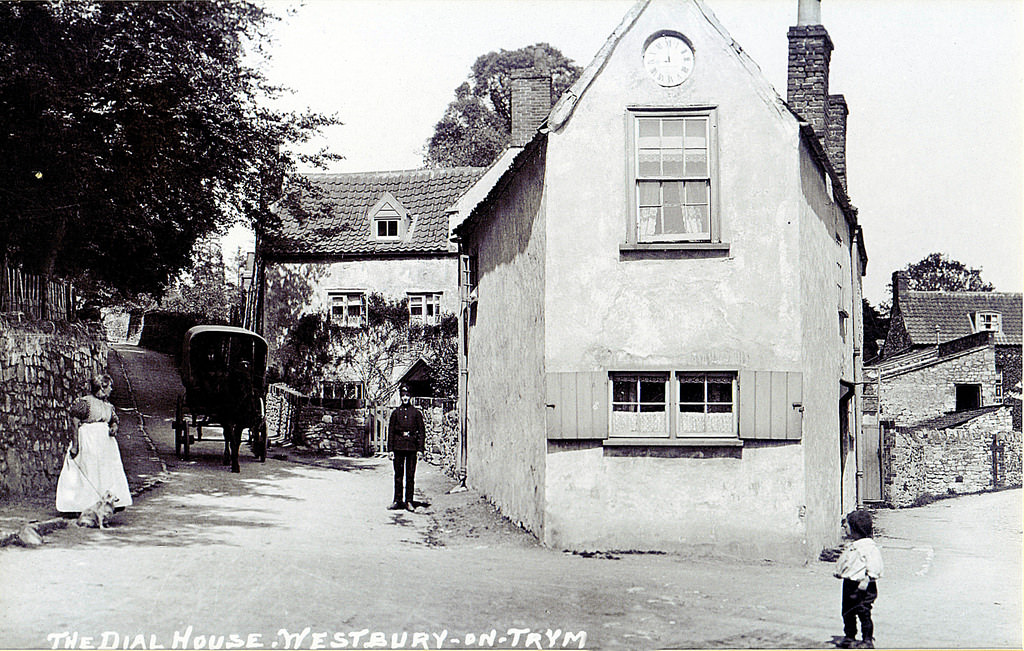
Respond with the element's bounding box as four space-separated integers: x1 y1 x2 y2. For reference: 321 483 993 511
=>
181 325 268 395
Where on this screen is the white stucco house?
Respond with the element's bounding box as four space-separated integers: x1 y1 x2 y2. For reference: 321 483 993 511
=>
257 167 482 400
450 0 867 561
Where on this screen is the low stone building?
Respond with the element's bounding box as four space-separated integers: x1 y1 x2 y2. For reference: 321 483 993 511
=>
861 272 1023 504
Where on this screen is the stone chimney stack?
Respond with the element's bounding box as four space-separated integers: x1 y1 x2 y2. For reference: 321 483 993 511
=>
510 68 552 147
788 0 848 189
892 271 909 307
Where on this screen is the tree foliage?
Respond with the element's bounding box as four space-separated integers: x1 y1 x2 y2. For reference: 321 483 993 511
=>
900 253 995 292
278 312 339 395
159 238 231 321
424 43 581 168
862 298 890 361
0 2 338 302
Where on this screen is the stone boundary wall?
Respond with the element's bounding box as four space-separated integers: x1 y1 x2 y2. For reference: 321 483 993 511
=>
422 407 459 479
290 400 460 476
995 430 1023 487
294 405 369 456
0 318 109 497
100 308 143 345
266 383 303 444
884 407 1020 507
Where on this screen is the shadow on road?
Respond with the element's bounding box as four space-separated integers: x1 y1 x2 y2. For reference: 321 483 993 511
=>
39 459 348 550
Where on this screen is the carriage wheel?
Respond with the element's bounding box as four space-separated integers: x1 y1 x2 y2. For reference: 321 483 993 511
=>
182 422 191 460
252 422 268 462
174 396 185 458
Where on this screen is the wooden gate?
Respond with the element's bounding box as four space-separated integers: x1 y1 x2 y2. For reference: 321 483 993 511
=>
861 421 883 502
371 405 390 454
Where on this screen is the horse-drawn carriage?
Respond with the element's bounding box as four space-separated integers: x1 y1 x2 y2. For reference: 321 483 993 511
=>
173 325 269 472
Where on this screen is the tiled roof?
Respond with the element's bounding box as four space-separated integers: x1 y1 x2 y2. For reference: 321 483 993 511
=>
900 291 1022 346
263 167 484 257
901 405 1004 432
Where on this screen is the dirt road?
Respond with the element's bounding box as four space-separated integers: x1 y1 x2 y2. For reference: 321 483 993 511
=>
0 345 1019 650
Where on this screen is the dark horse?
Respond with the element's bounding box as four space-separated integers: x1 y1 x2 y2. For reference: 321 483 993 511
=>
217 360 257 473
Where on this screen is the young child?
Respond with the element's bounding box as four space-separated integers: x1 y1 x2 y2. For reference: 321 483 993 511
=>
834 509 884 649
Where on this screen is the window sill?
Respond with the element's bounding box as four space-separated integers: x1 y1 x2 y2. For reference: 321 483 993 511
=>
603 437 743 447
619 241 731 259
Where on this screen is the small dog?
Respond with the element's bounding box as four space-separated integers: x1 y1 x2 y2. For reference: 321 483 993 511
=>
76 491 118 529
17 523 44 547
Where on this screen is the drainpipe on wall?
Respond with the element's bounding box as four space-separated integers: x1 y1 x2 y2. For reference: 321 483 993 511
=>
450 250 470 493
851 229 863 506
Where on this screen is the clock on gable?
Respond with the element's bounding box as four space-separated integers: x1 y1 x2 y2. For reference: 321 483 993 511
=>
642 33 694 87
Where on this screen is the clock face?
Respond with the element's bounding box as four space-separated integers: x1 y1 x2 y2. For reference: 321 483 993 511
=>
643 35 694 87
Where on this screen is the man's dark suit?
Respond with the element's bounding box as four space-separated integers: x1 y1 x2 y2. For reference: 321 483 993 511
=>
388 402 425 504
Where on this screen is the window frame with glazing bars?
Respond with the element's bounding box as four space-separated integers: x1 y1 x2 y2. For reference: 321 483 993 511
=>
408 292 442 325
626 107 719 245
608 370 738 440
375 218 400 240
974 312 1002 334
329 291 366 328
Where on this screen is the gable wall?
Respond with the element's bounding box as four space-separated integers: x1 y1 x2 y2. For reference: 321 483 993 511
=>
539 0 819 559
543 0 804 373
880 346 998 426
881 301 912 358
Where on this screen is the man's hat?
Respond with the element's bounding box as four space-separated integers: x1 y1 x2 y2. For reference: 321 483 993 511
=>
399 384 411 395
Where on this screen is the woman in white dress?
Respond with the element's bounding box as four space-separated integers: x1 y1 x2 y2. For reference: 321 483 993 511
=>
55 374 132 513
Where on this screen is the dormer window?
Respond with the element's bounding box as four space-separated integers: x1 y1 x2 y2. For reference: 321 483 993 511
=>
368 191 409 241
376 219 399 239
974 312 1002 333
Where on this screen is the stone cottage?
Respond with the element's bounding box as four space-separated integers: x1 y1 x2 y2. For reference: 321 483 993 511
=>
875 271 1021 427
861 272 1022 503
451 0 867 561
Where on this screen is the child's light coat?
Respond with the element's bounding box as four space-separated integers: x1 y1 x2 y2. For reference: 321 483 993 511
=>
836 537 884 581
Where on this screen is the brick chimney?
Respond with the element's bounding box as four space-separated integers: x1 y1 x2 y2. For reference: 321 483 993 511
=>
510 68 552 147
826 94 849 189
788 0 849 189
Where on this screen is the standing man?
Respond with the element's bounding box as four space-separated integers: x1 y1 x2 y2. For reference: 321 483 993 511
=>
387 384 425 511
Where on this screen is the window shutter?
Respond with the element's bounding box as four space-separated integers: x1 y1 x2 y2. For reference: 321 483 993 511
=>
545 372 609 439
739 371 803 440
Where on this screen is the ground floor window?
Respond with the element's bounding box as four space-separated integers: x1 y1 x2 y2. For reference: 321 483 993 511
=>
955 383 982 411
610 370 737 439
317 380 364 409
611 372 669 437
677 372 736 437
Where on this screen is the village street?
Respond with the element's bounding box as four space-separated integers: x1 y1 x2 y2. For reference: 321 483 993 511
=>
0 345 1020 650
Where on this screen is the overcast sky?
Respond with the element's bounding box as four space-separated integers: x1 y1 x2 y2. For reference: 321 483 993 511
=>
249 0 1023 305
